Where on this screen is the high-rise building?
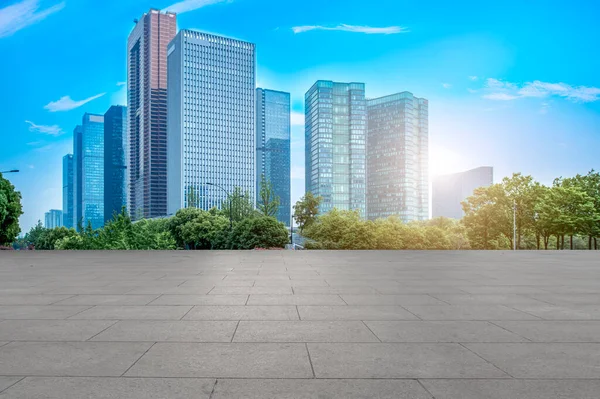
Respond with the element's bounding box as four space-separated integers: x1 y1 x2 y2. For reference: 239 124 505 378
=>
72 125 82 229
167 30 256 214
366 92 429 221
81 113 105 230
256 88 291 225
432 166 494 219
305 81 367 217
128 9 177 219
62 154 73 229
44 209 62 229
104 105 127 222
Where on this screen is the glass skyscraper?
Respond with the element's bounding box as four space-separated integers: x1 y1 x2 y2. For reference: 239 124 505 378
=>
256 88 291 225
72 125 82 229
62 154 73 229
366 92 429 221
44 210 62 229
81 113 105 230
128 9 177 219
167 30 256 214
305 81 366 216
104 105 127 222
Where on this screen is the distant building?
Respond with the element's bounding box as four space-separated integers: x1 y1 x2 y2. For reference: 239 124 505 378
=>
62 154 73 229
72 126 83 229
104 105 127 222
432 166 494 219
81 113 105 230
167 30 256 214
367 92 429 222
256 88 291 225
305 81 367 217
44 209 62 229
128 9 177 219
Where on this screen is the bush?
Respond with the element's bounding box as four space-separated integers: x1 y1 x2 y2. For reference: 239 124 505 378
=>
219 216 289 250
37 227 78 250
167 207 228 249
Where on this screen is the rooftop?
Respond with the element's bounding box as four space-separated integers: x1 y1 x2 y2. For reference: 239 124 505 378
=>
0 250 599 398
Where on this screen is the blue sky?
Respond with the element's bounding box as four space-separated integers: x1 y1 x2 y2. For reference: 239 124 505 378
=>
1 0 599 233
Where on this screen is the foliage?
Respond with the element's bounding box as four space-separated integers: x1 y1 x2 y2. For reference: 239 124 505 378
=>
293 192 323 234
221 187 257 223
36 227 78 250
167 207 228 249
218 216 289 250
0 173 23 245
257 175 280 218
23 221 46 248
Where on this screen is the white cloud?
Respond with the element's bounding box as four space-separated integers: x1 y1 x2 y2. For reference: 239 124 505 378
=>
25 120 63 136
0 0 64 38
292 24 407 35
291 111 305 126
539 102 551 115
442 83 452 89
116 81 126 86
482 78 600 103
163 0 228 14
44 92 106 112
468 76 478 81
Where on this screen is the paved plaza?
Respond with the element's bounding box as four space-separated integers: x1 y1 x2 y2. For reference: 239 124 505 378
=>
0 250 599 398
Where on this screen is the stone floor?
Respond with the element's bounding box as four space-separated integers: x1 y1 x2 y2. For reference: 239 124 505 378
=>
0 250 599 398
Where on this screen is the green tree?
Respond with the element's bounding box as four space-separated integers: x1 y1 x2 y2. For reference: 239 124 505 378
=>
221 187 256 224
304 209 376 250
225 216 289 249
0 173 23 245
37 227 78 250
462 185 511 249
257 175 280 218
187 185 200 208
502 173 538 249
167 207 228 249
293 192 323 234
24 221 47 248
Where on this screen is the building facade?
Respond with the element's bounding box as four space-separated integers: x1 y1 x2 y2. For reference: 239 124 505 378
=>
62 154 73 229
167 30 256 214
72 126 83 229
432 166 494 219
44 210 62 229
305 81 367 217
81 113 105 230
256 88 291 225
127 9 177 219
366 92 429 222
104 105 127 222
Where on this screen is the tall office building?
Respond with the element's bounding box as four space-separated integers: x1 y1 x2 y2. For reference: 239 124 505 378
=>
367 92 429 222
62 154 73 229
128 9 177 219
81 113 105 230
104 105 127 222
305 81 367 216
432 166 494 219
44 210 62 229
167 30 256 214
72 126 82 229
256 88 291 225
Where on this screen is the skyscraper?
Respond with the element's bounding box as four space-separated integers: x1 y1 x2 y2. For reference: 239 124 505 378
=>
256 88 291 225
72 125 82 229
128 9 177 219
433 166 494 219
305 81 366 216
104 105 127 222
81 113 105 230
366 92 429 222
167 30 256 214
62 154 73 229
44 210 62 229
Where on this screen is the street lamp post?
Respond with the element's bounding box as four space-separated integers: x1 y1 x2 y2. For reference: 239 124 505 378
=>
513 199 517 251
205 183 233 230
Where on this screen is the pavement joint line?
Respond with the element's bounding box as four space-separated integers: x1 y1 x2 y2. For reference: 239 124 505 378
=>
120 342 156 377
295 305 302 320
143 295 162 305
208 379 218 399
65 305 96 319
361 320 383 342
486 320 534 342
457 342 516 379
145 294 164 306
416 378 437 399
426 293 452 305
85 320 120 341
48 295 77 305
397 304 424 320
230 321 241 342
179 306 195 320
305 343 316 379
503 305 546 320
337 295 349 305
0 376 25 394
